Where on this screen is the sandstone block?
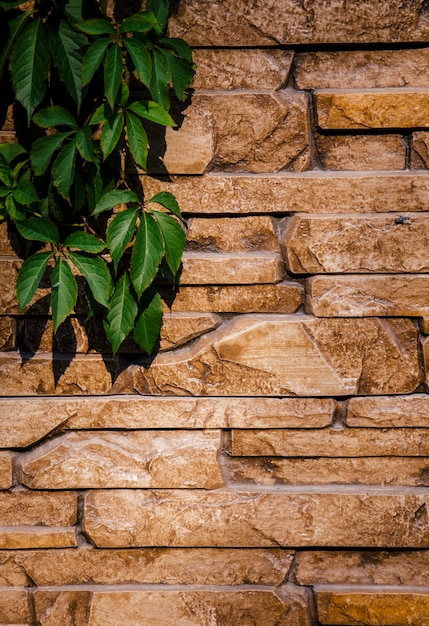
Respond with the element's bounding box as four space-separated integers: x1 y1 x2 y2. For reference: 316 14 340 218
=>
192 49 293 90
421 318 429 333
180 252 284 284
168 0 427 46
0 527 77 549
0 131 16 144
347 395 429 427
412 130 429 168
295 49 429 90
20 430 224 489
295 550 429 586
0 453 12 489
0 491 76 526
227 456 429 487
0 222 16 255
4 547 293 586
284 213 429 274
0 316 15 351
143 171 429 215
316 588 429 625
316 89 429 129
34 590 92 626
122 316 421 397
307 274 429 317
85 489 429 548
315 134 406 170
422 336 429 387
231 428 429 457
163 283 304 313
0 589 31 624
186 216 279 253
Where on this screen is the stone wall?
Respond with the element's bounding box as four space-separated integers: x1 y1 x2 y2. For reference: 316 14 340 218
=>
2 1 429 624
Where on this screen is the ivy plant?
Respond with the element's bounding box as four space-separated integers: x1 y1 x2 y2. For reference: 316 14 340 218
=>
0 0 195 354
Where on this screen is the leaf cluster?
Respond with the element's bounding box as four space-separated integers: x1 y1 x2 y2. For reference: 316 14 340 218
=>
0 0 195 354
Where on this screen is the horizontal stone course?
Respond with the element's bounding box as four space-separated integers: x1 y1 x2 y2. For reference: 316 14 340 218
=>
0 526 77 549
0 491 76 526
180 251 284 284
315 134 406 171
186 216 279 253
347 395 429 427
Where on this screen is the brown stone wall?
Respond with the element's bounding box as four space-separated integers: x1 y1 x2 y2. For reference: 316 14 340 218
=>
2 1 429 624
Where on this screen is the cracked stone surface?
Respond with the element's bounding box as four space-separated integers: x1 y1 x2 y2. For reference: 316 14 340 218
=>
412 130 429 168
0 589 31 623
347 395 429 427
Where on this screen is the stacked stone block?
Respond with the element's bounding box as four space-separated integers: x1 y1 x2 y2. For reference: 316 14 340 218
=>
2 1 429 623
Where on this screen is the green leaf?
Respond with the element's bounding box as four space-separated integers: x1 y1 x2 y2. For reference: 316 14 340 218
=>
6 194 26 220
48 17 87 110
90 102 109 124
148 191 181 218
159 37 193 63
82 36 110 85
12 180 39 205
62 0 85 22
100 109 124 159
106 207 138 269
127 100 175 126
51 257 78 331
30 132 73 175
15 216 59 243
67 251 112 308
33 106 78 129
150 47 171 109
118 79 130 107
51 140 77 200
0 154 13 187
120 11 159 34
0 11 32 79
125 111 148 170
133 287 162 354
130 212 164 297
75 126 94 161
93 189 139 216
104 42 123 109
0 143 27 164
161 48 194 100
10 17 50 120
153 210 185 275
123 37 152 88
16 251 53 310
75 18 115 35
63 231 106 253
105 272 138 354
146 0 169 31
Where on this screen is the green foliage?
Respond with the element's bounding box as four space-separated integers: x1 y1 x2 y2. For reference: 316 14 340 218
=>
0 0 195 354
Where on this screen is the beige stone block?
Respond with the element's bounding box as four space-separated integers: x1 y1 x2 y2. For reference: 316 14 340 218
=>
347 395 429 427
0 131 16 144
295 550 429 586
0 259 20 315
0 222 17 255
0 453 12 489
0 491 76 526
0 104 15 132
0 397 335 442
231 428 429 457
316 134 406 170
168 0 426 46
412 130 429 168
0 527 77 549
21 430 224 489
123 316 421 397
180 251 284 284
422 336 429 387
5 547 293 586
0 589 31 624
316 588 429 626
316 88 429 129
192 49 293 90
143 171 429 215
284 213 429 274
85 489 429 548
164 282 304 313
0 316 15 351
307 274 429 317
295 49 429 90
186 216 279 252
34 590 92 626
227 456 429 487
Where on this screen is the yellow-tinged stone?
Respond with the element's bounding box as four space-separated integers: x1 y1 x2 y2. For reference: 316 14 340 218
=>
412 130 429 167
0 589 31 624
0 316 15 351
3 547 293 586
0 491 77 526
347 395 429 427
315 134 406 170
0 453 12 488
284 213 429 274
316 88 429 129
20 430 224 489
316 588 429 625
231 428 429 457
0 223 16 255
307 274 429 317
34 590 92 626
186 216 279 253
0 526 77 549
180 252 284 284
84 489 429 548
421 317 429 333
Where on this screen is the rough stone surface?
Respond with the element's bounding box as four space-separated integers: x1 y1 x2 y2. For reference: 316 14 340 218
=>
231 428 429 457
0 453 12 489
143 172 429 215
192 49 293 90
315 134 406 170
84 489 429 548
227 457 429 487
316 89 429 129
0 527 77 549
422 336 429 387
0 491 76 526
1 547 293 586
420 318 429 334
347 395 429 427
34 590 92 626
307 274 429 317
0 589 31 624
316 588 429 626
168 0 428 46
0 223 16 255
0 316 15 351
163 283 304 313
121 316 421 397
21 430 224 489
180 252 284 284
186 216 279 252
295 49 429 90
412 130 429 168
284 213 429 274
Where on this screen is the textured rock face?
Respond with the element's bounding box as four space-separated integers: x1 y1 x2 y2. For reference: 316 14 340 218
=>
186 216 280 253
181 251 284 284
347 395 429 427
0 454 12 489
315 134 406 170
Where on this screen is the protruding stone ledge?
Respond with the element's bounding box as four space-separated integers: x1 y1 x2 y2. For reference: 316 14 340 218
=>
180 251 284 285
347 395 429 427
315 134 406 171
186 216 279 253
0 526 77 549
